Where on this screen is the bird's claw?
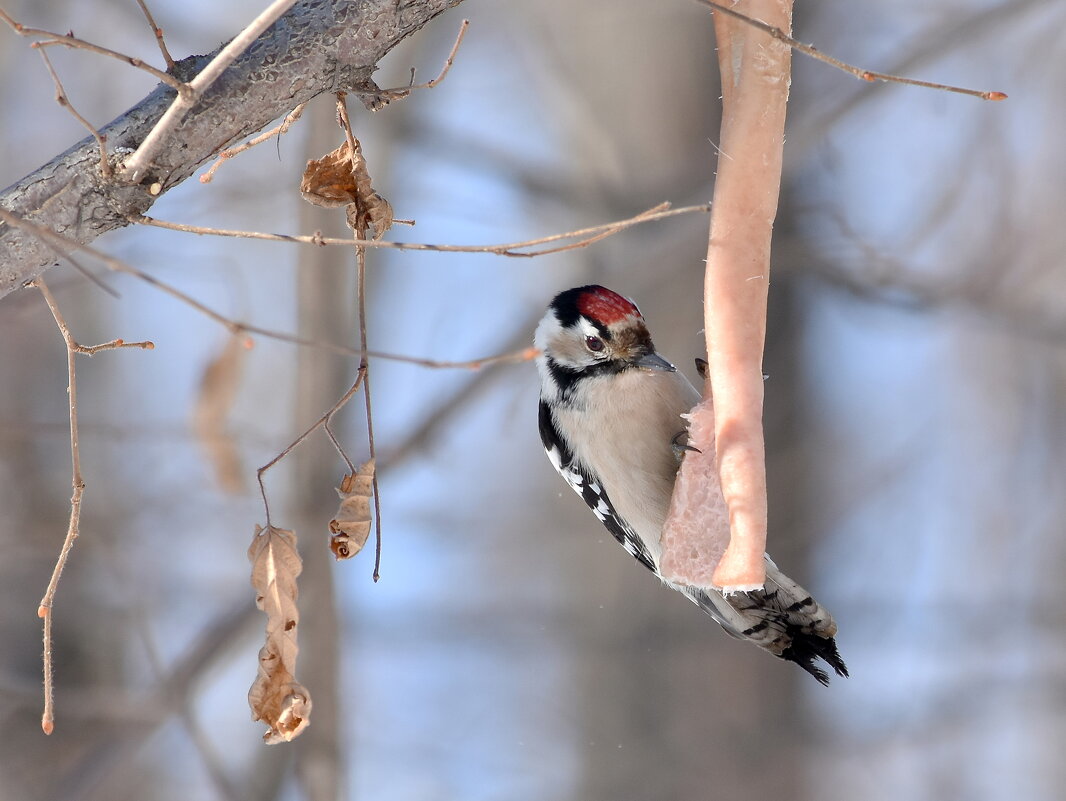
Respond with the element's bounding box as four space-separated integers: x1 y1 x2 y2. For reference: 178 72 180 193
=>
671 430 701 463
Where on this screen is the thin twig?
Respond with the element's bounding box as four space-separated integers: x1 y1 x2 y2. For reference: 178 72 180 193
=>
336 92 359 154
134 0 176 70
375 19 470 100
698 0 1007 101
132 202 710 256
31 277 152 735
358 246 383 583
257 371 366 527
0 8 185 91
35 46 111 177
378 318 541 473
121 0 299 183
199 102 308 183
336 94 385 581
1 208 537 369
792 1 1028 159
323 417 355 474
382 346 539 370
40 611 55 734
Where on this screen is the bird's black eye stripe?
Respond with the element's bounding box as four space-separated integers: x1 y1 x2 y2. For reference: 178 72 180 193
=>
585 335 605 352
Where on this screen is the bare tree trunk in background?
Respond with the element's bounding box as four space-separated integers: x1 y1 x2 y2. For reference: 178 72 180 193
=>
289 98 355 801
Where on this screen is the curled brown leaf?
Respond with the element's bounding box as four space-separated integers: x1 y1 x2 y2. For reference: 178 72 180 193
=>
248 524 312 744
300 139 393 240
299 142 359 208
329 458 374 560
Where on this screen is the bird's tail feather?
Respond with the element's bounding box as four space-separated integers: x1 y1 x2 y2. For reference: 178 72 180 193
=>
677 560 848 685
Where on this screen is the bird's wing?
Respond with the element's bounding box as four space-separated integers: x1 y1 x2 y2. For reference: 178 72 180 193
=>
539 400 656 572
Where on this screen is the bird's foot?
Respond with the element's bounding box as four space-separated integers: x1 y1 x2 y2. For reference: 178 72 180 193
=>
671 430 701 464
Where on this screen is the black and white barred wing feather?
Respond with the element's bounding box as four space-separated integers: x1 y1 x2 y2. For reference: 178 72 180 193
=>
539 401 656 572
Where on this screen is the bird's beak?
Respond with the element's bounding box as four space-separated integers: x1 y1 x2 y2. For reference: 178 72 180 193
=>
634 351 676 372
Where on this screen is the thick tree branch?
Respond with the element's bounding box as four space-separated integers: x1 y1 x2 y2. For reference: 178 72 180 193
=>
120 0 302 184
0 0 462 300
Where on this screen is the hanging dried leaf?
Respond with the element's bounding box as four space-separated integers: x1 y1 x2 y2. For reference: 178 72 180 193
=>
192 334 246 494
299 142 358 208
329 458 374 560
247 524 312 744
300 139 393 240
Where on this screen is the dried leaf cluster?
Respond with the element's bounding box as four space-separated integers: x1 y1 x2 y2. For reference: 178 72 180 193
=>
329 459 375 560
300 138 393 239
247 524 311 744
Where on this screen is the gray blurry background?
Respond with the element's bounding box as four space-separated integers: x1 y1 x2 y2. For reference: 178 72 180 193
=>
1 1 1064 800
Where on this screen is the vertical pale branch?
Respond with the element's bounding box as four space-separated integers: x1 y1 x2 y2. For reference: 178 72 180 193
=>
704 0 791 589
36 278 81 736
664 0 793 592
32 278 153 733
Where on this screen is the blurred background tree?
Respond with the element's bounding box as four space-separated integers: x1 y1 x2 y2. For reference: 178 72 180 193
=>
1 1 1062 800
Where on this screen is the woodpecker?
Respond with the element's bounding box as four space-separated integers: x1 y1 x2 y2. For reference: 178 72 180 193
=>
535 284 847 684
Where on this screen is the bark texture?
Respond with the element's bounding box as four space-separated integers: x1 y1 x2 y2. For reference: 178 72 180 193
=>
0 0 462 300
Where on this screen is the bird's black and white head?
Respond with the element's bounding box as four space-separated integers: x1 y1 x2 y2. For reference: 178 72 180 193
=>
535 285 675 404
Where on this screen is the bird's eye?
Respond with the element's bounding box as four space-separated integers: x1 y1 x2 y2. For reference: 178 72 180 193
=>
585 336 605 353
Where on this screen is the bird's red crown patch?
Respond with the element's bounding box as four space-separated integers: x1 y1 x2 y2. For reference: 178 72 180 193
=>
577 286 641 325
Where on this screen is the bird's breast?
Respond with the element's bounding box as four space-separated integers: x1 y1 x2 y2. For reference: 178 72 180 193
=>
553 369 701 564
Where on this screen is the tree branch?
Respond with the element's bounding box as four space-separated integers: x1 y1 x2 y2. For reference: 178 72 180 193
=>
662 0 793 593
119 0 301 183
0 0 463 300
